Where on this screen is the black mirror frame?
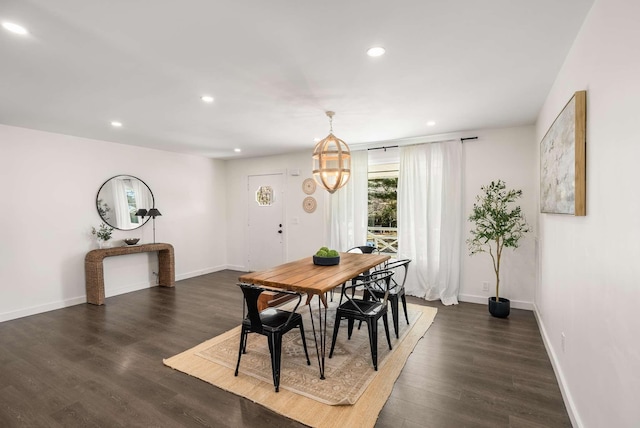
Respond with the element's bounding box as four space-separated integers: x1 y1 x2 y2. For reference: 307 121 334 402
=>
96 175 155 231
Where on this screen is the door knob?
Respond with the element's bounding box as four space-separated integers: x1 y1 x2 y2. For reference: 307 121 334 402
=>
278 229 283 234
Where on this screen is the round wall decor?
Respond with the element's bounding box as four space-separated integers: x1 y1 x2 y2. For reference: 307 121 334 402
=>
302 178 316 195
303 196 317 213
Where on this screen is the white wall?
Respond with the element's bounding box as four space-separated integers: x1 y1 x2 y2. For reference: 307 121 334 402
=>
535 0 640 426
0 124 227 322
460 126 537 309
225 150 327 270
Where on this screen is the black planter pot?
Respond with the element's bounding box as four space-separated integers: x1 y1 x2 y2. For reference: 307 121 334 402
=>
488 297 510 318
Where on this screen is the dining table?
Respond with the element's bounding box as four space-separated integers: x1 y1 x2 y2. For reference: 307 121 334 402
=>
238 251 390 379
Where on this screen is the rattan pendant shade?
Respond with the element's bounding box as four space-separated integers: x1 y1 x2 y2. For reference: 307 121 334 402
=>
312 112 351 194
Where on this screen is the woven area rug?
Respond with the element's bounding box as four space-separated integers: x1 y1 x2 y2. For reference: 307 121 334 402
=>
164 302 437 428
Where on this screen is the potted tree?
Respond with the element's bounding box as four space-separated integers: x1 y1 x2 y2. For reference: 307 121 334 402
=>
467 180 529 318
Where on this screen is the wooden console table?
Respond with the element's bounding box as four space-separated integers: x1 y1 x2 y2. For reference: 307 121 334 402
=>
85 243 175 305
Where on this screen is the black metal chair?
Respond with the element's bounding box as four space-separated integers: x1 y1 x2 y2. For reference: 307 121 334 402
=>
328 245 379 302
329 270 394 371
367 258 411 338
346 245 378 255
339 245 379 297
235 283 311 392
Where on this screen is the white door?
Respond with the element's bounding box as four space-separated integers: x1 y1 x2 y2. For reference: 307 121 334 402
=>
247 173 285 271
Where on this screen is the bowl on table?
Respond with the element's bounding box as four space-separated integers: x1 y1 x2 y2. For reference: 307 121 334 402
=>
313 255 340 266
124 238 140 246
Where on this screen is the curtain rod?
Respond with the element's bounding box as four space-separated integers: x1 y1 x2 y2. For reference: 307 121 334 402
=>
366 136 478 152
367 145 398 152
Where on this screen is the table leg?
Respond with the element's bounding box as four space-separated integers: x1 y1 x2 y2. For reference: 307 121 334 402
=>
308 294 329 379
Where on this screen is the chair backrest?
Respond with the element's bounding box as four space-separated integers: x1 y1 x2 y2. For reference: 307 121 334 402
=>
383 259 411 291
340 270 394 314
346 245 378 254
237 283 265 334
237 283 303 333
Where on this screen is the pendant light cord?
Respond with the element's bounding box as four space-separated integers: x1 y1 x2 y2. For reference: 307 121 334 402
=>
326 110 335 133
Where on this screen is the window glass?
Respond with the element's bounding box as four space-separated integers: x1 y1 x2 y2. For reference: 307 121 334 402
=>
368 148 399 254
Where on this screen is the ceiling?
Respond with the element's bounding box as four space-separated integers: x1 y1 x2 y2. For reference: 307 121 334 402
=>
0 0 594 159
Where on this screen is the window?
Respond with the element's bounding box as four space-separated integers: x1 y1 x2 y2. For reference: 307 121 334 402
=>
125 187 140 224
367 148 399 254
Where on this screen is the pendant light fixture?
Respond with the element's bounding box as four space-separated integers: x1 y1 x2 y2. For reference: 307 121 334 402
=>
312 111 351 194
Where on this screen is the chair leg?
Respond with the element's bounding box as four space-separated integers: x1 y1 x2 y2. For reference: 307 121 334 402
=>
298 323 311 365
235 328 246 376
329 314 341 358
268 334 283 392
366 319 378 370
347 318 355 339
242 327 249 353
382 313 392 350
390 296 400 338
357 290 372 331
401 293 409 324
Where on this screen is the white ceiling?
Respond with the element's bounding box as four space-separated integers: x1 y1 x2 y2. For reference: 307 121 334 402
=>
0 0 594 159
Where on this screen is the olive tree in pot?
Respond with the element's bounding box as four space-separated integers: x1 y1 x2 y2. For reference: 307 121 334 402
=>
467 180 529 318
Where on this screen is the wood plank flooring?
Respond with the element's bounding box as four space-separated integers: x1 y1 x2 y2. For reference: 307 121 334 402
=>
0 271 571 427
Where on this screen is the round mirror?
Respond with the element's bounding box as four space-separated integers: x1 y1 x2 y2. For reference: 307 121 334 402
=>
96 175 154 230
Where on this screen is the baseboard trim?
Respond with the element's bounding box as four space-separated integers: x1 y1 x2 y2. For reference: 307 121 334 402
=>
458 293 534 310
0 296 87 323
225 264 247 272
0 265 232 323
533 304 582 428
105 280 157 298
176 265 227 281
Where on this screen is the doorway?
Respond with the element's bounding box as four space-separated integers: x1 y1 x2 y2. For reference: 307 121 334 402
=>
247 173 285 271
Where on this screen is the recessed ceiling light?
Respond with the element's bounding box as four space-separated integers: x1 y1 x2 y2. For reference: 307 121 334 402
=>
234 148 241 153
366 46 385 57
2 22 28 35
110 121 123 128
426 121 436 127
201 95 214 103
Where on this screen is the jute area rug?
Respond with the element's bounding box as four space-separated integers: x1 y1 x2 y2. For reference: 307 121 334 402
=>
164 301 437 428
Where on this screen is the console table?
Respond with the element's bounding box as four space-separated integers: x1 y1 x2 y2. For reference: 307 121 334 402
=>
85 243 175 305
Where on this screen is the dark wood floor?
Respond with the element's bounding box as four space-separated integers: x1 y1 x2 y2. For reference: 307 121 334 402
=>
0 271 571 427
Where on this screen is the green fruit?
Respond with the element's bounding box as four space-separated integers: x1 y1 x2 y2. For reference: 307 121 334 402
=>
328 250 339 257
316 249 329 257
319 246 329 252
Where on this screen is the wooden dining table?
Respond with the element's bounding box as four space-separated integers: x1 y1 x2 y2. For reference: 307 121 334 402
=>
239 252 390 379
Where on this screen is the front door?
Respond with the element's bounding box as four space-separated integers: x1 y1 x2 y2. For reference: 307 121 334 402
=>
247 173 285 271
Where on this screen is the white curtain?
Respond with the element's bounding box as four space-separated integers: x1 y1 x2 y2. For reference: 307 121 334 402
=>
110 178 132 229
329 150 368 251
397 140 462 305
131 180 153 212
131 179 152 228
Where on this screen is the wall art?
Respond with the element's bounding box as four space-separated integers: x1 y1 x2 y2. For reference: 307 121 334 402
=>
303 196 317 213
540 90 586 216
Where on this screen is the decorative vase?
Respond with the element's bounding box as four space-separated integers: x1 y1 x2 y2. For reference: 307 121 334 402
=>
97 238 111 249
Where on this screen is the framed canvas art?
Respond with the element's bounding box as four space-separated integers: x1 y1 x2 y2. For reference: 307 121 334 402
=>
540 90 586 216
